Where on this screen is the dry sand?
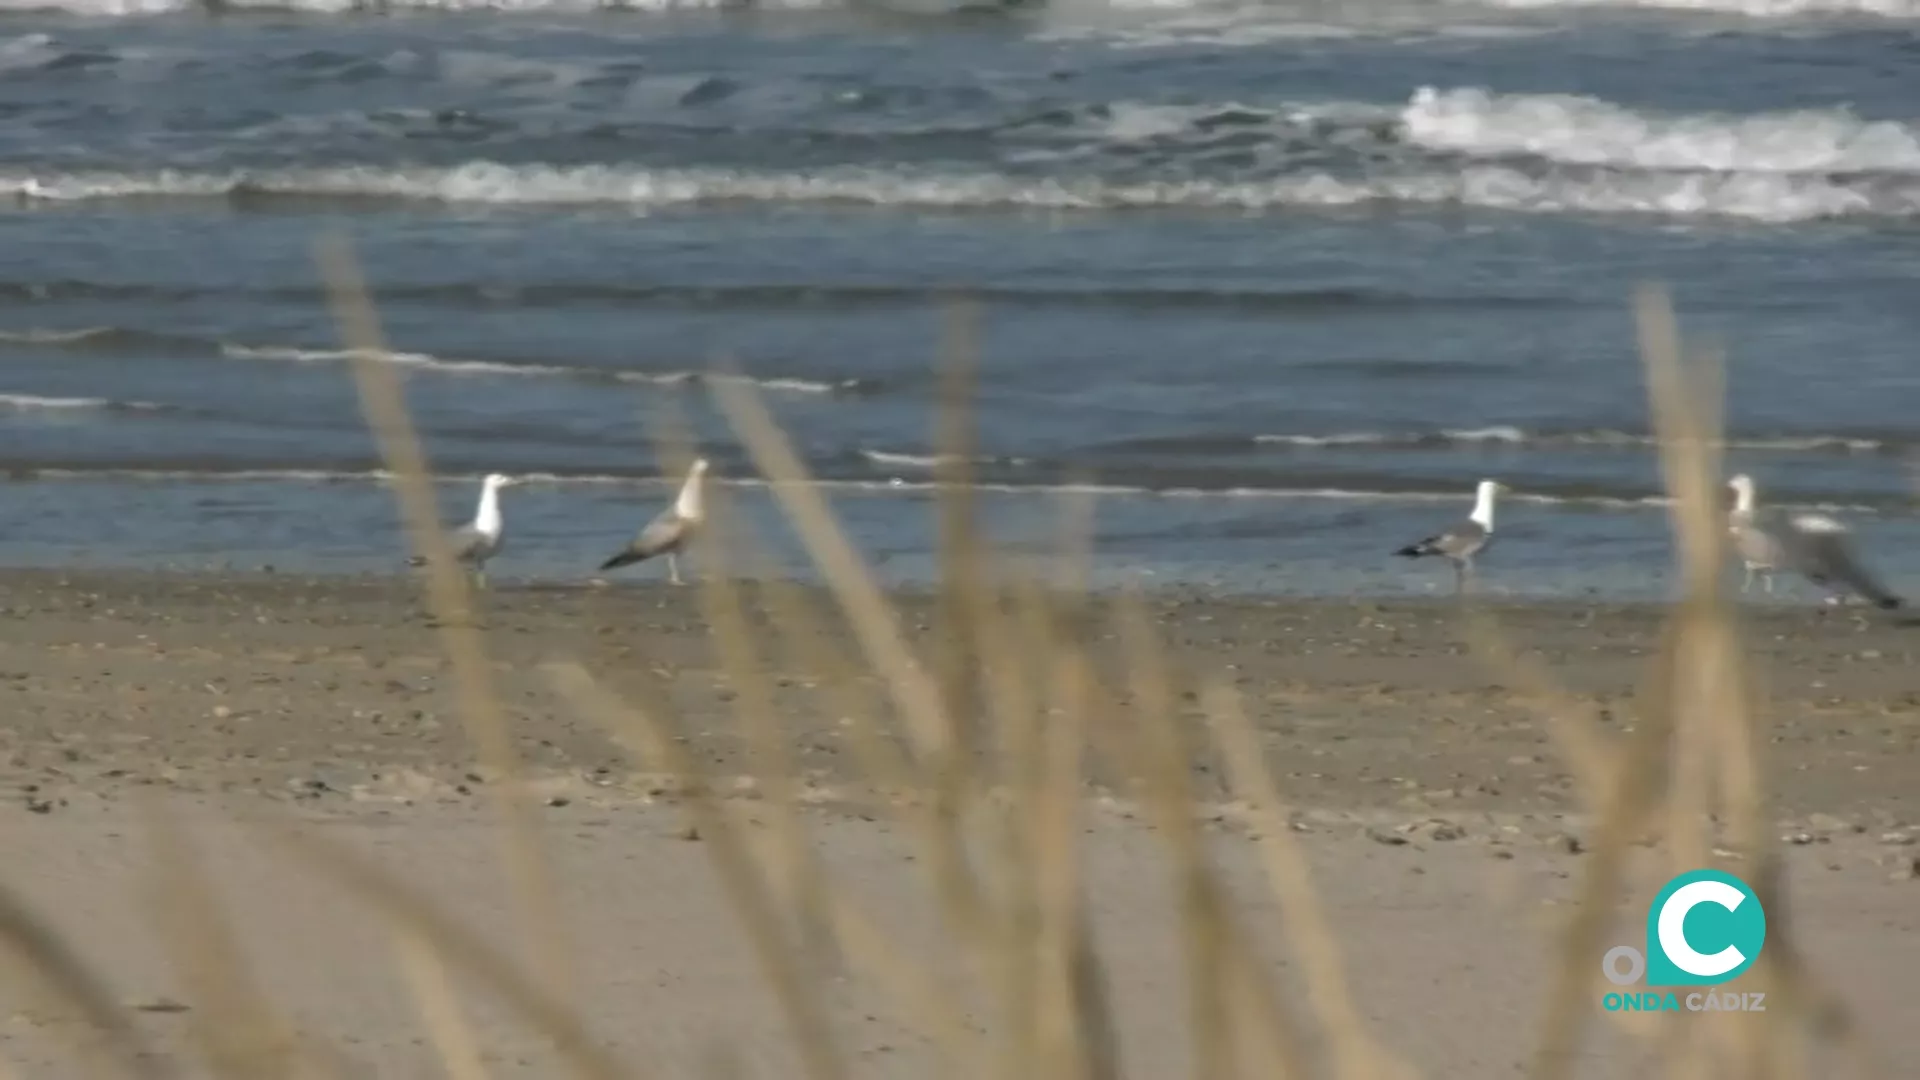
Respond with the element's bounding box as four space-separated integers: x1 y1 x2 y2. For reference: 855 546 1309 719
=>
0 569 1916 1078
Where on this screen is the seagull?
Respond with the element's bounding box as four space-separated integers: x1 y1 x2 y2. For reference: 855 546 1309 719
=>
1727 473 1787 595
1394 479 1507 595
599 458 709 586
408 472 517 589
1725 473 1901 610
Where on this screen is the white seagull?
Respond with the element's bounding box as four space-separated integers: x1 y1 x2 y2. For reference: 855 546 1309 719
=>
599 458 709 586
1395 479 1508 595
1725 473 1901 610
409 472 518 589
1727 473 1788 595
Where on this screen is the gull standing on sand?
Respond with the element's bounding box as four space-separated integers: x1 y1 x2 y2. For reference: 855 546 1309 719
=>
408 472 518 589
1725 473 1902 610
1394 479 1507 595
1727 473 1787 595
599 458 708 586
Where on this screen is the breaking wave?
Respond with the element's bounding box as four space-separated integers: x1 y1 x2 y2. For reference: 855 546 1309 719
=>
1253 426 1897 454
0 326 873 396
6 464 1885 516
0 393 166 413
4 159 1917 223
1402 87 1920 175
6 0 1914 16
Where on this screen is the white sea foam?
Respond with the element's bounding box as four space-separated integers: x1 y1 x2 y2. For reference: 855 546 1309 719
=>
860 449 1030 468
4 0 1915 17
5 161 1915 222
219 342 854 393
0 0 831 12
1404 87 1920 174
1254 427 1890 453
1472 0 1920 18
220 343 554 378
0 393 161 411
19 465 1881 515
0 327 121 344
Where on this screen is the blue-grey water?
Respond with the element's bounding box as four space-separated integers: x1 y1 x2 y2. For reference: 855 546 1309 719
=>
1 0 1917 599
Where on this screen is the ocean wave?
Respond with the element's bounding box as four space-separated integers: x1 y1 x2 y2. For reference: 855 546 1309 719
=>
1403 87 1920 175
225 345 869 395
8 464 1885 515
0 278 1573 315
4 161 1915 222
860 449 1032 469
1472 0 1920 19
2 0 1913 19
0 0 838 13
1254 427 1895 454
0 325 869 395
0 393 165 413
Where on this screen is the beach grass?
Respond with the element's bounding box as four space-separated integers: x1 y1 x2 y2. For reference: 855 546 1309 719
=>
0 233 1886 1080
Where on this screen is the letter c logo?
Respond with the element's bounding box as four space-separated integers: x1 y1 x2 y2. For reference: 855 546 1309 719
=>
1658 880 1747 978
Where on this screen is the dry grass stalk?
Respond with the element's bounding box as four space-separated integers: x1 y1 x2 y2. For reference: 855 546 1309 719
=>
393 933 492 1080
313 233 575 1010
141 801 318 1080
0 880 169 1080
646 393 840 975
556 662 985 1080
249 822 633 1080
1109 592 1310 1079
708 354 997 956
933 295 984 784
706 370 953 769
536 664 851 1080
1203 682 1408 1080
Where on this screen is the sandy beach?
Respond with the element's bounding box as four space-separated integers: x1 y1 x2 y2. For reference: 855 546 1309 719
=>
0 569 1916 1078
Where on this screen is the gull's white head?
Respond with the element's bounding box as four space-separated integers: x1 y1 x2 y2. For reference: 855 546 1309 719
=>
1727 473 1756 513
483 472 517 490
675 458 710 518
1469 479 1506 528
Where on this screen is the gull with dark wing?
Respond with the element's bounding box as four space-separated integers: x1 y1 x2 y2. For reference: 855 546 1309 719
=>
599 458 709 586
408 472 518 589
1394 479 1507 595
1726 473 1901 610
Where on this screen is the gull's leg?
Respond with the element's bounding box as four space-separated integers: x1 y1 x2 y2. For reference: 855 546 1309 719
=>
668 552 682 587
1762 570 1775 595
1741 564 1754 594
1451 558 1466 597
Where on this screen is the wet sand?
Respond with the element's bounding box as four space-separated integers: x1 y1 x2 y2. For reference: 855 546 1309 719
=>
0 569 1917 1077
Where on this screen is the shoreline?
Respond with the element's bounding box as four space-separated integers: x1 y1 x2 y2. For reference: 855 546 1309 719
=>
3 566 1916 821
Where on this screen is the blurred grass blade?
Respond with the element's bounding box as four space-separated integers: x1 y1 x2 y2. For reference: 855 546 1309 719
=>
0 881 171 1080
394 933 493 1080
542 663 850 1080
249 820 634 1080
704 368 951 768
1204 681 1406 1080
314 231 574 1010
143 800 313 1080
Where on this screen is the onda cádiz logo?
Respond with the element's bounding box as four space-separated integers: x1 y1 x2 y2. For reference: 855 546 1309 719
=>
1600 869 1768 1014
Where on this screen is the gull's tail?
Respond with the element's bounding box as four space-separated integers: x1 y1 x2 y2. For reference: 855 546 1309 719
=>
1395 538 1439 558
599 548 645 572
